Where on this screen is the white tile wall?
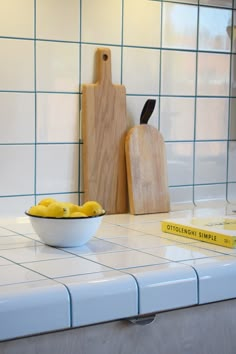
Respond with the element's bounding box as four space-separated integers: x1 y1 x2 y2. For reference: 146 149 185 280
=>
0 0 235 216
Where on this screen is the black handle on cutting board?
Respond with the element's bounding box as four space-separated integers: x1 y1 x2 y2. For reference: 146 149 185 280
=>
140 99 156 125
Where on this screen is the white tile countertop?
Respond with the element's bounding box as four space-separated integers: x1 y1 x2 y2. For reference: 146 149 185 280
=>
1 203 236 341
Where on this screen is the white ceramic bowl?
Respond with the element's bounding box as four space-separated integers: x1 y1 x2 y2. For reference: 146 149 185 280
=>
25 212 105 247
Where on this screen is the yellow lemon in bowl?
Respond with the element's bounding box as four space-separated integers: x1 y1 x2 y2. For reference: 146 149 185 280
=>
38 198 57 207
28 205 47 217
58 202 82 215
46 202 70 218
80 201 105 216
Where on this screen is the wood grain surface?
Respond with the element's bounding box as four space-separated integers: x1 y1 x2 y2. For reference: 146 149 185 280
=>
82 48 128 214
125 124 170 215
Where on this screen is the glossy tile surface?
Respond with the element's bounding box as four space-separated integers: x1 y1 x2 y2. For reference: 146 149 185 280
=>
183 256 236 303
125 263 197 314
162 3 197 49
123 0 161 47
0 280 70 341
0 205 236 341
58 271 138 327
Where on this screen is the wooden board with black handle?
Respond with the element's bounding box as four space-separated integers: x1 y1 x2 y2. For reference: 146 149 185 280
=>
125 99 170 215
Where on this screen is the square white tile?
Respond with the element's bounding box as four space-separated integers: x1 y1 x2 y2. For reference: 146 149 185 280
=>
166 142 194 186
58 270 138 326
123 47 160 95
0 236 39 250
162 3 197 49
1 219 34 234
0 245 73 264
36 144 79 194
124 262 197 314
143 243 222 262
0 264 45 286
197 53 230 96
194 184 227 204
123 0 161 47
0 93 35 143
0 0 34 38
96 223 145 239
196 98 228 140
169 186 194 206
161 50 196 95
0 39 34 91
194 142 227 184
36 41 79 92
0 280 70 341
84 250 169 270
199 7 231 52
36 0 80 41
0 145 34 196
37 93 79 143
160 97 195 141
105 234 180 250
0 196 35 218
81 0 122 45
61 238 127 255
24 257 110 278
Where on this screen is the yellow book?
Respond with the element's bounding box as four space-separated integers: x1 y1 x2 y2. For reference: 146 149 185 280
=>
161 216 236 248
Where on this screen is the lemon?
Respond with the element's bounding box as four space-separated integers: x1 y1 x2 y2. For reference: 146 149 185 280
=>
80 201 104 216
28 205 47 217
58 202 82 215
38 198 57 207
70 211 88 218
46 202 70 218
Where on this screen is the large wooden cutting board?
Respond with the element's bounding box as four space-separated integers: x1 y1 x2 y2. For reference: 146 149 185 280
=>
125 100 170 215
82 48 128 214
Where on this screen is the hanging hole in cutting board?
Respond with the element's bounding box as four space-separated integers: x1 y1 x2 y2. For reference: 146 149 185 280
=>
103 54 108 61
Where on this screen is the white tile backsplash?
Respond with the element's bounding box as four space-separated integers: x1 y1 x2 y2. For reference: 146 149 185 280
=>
81 0 122 45
0 0 34 38
36 144 79 194
123 47 160 95
37 93 79 142
161 50 196 95
0 145 35 196
0 93 35 143
0 39 34 91
0 0 235 215
36 0 80 41
160 97 195 141
123 0 161 47
36 41 79 92
162 2 198 50
194 142 227 184
197 52 230 96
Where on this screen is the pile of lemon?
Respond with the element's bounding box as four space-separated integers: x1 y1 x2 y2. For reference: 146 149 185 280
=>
27 198 105 218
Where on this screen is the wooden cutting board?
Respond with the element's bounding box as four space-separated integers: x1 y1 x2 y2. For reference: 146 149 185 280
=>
82 47 128 214
125 99 170 215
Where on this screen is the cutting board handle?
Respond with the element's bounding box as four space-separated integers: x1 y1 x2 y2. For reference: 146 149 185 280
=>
96 48 112 85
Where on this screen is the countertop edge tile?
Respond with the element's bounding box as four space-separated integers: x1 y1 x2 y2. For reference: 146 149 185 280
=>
183 256 236 304
57 270 138 327
123 262 198 314
0 279 71 341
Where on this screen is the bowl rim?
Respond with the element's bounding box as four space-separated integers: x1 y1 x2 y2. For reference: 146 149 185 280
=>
25 211 106 220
